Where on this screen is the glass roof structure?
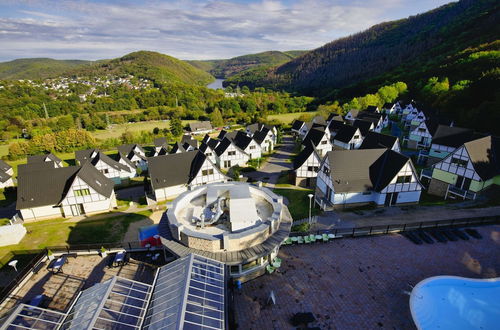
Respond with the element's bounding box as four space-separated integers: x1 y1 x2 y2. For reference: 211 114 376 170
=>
61 276 152 330
0 253 226 330
0 304 66 330
143 254 226 330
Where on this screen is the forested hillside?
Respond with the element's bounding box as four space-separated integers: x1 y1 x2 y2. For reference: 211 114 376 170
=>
188 50 307 79
0 58 92 80
68 51 214 86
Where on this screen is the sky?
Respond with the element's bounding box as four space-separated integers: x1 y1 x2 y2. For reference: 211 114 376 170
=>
0 0 454 62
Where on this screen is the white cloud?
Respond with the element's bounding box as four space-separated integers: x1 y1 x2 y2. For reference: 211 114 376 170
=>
0 0 452 61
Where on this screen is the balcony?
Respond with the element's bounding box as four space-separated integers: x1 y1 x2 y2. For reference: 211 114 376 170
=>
419 168 433 180
446 185 476 200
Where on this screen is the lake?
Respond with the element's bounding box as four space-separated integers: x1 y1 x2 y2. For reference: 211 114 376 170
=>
207 79 224 90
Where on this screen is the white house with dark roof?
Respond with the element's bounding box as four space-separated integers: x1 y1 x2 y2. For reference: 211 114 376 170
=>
189 121 213 135
230 131 262 159
76 149 134 184
359 131 400 152
214 137 249 169
333 125 364 150
315 149 422 210
147 151 226 201
153 137 169 156
199 136 219 163
291 120 306 137
0 160 14 188
293 143 322 187
382 102 400 115
17 162 117 220
302 127 332 157
407 121 432 149
27 153 63 168
252 127 275 153
344 109 360 123
427 125 475 163
117 144 148 171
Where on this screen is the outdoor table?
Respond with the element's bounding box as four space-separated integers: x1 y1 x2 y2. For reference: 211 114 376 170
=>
328 233 335 239
114 252 126 267
291 237 298 242
50 255 67 273
315 235 323 240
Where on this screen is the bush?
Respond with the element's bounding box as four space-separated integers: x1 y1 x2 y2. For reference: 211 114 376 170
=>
291 222 311 233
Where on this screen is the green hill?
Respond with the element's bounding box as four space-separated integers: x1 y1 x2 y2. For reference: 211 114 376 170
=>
187 50 308 79
70 51 214 85
0 58 92 80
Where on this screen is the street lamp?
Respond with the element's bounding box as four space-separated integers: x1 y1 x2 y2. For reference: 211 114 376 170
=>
8 260 18 272
308 193 314 224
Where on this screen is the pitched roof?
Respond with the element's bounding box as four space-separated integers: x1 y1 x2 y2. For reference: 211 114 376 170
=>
431 125 474 147
171 142 187 153
154 137 167 147
75 148 99 164
0 171 11 183
302 127 326 147
181 135 199 149
27 153 62 165
328 119 345 131
17 162 113 209
117 152 137 169
325 149 410 193
291 120 305 130
253 127 270 145
117 144 146 156
293 142 320 170
77 149 131 173
365 105 379 113
353 119 373 136
334 125 358 143
246 123 263 135
312 115 327 126
463 136 500 180
347 109 360 118
359 131 398 150
189 121 212 132
148 151 208 189
0 159 12 173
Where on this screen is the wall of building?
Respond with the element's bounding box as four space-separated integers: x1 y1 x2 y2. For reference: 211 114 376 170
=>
216 144 249 169
20 205 64 221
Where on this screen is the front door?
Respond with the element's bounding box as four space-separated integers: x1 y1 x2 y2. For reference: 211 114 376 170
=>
70 204 85 216
384 193 399 206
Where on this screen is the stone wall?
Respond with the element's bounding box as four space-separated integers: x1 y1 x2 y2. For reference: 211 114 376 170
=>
428 178 449 197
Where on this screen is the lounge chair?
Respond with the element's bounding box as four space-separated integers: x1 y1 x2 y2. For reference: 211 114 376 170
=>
304 236 311 244
322 234 329 242
272 257 282 268
266 265 275 274
298 236 304 244
284 237 293 245
309 234 316 243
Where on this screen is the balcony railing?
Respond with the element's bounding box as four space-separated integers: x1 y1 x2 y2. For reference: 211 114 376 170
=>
446 185 476 200
420 168 433 179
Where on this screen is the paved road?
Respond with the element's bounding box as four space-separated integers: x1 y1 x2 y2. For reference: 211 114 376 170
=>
243 135 295 186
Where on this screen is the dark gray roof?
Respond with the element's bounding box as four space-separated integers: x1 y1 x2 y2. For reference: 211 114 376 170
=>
0 159 12 173
232 131 253 150
154 137 167 147
463 136 500 180
170 142 186 153
334 125 358 143
291 120 305 130
189 121 212 132
0 170 11 183
432 125 474 147
353 119 373 136
365 105 379 113
117 144 146 157
293 142 320 170
347 109 360 118
253 127 270 145
75 148 99 164
77 149 131 173
148 151 207 190
214 137 232 156
27 153 62 165
181 135 199 149
117 152 137 169
360 132 398 150
325 149 411 193
17 162 114 209
312 116 327 126
246 123 263 135
328 119 345 131
302 127 326 147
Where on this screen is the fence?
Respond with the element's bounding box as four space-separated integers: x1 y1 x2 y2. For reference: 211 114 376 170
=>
289 215 500 239
0 240 161 305
292 216 317 226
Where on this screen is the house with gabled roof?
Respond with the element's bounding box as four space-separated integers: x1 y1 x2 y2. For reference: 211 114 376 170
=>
291 120 306 137
246 123 277 139
214 137 249 169
17 162 117 220
293 142 322 187
424 136 500 200
406 110 427 130
231 130 262 159
199 135 219 163
359 131 400 152
147 151 226 201
382 102 400 115
406 121 432 149
344 109 360 123
27 153 63 168
315 149 422 210
0 159 14 188
427 125 475 163
153 137 169 156
189 121 213 135
333 125 364 150
75 149 134 184
302 127 332 157
365 105 380 113
356 114 383 133
117 144 148 171
353 119 375 137
252 127 275 153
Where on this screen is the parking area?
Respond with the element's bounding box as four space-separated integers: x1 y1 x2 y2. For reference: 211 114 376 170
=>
233 225 500 329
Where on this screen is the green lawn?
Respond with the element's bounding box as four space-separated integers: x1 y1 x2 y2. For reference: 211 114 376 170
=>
273 188 319 220
91 120 195 140
267 112 316 124
0 210 152 267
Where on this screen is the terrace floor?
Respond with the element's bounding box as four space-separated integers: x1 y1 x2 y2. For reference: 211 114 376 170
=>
233 225 500 329
0 252 157 317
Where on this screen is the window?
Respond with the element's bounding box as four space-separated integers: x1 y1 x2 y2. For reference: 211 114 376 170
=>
353 135 359 139
202 169 214 176
321 140 328 145
307 166 319 172
101 169 109 174
224 160 231 168
206 152 212 157
418 128 426 133
228 151 236 156
451 157 467 168
322 167 330 175
249 146 256 150
396 175 412 184
75 188 90 196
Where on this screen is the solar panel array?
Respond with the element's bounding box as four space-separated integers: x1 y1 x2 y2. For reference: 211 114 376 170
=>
0 304 66 330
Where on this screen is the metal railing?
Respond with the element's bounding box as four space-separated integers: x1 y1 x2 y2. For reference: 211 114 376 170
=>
446 185 477 200
287 215 499 240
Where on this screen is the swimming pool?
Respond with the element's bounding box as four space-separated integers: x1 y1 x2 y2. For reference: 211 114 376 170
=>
410 276 500 330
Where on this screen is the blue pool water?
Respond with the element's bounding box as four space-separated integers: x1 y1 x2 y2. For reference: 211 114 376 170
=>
138 225 159 241
410 276 500 330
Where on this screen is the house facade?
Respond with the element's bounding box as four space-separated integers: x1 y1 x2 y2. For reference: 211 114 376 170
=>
315 149 421 209
117 144 148 171
407 122 432 149
333 125 364 150
76 149 134 184
17 163 117 221
0 160 14 188
293 145 322 187
215 137 250 169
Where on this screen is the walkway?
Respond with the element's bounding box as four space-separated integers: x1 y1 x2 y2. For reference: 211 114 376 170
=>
243 135 295 187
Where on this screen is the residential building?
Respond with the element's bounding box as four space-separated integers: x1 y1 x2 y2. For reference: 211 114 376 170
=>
291 120 306 137
356 114 383 133
293 143 322 187
302 127 332 156
353 119 375 136
17 162 117 220
333 125 364 150
27 154 63 168
199 136 219 163
214 136 250 169
189 121 213 134
253 127 275 153
359 131 400 152
153 137 168 156
232 131 262 159
424 136 500 200
0 160 14 188
382 102 401 115
117 144 148 171
76 149 135 184
407 121 432 149
345 109 360 123
427 125 475 163
315 149 422 209
147 151 225 201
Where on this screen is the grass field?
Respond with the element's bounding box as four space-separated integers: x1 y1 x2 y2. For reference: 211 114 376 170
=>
91 120 195 140
267 112 316 124
0 210 152 267
273 187 320 220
